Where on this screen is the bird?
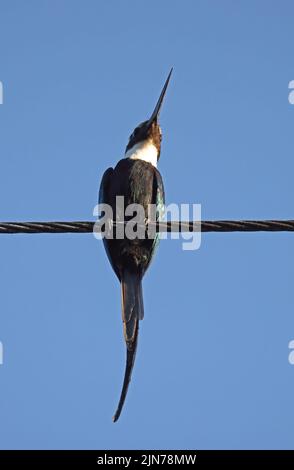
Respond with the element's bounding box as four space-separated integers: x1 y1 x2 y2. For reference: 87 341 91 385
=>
99 69 173 422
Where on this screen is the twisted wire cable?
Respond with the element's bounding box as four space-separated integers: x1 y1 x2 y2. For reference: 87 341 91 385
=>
0 220 293 234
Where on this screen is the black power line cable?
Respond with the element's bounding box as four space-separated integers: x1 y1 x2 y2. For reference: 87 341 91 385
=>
0 220 293 234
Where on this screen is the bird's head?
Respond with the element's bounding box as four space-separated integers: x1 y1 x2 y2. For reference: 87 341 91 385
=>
125 69 173 166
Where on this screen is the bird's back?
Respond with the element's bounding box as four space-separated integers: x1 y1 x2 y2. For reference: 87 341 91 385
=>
100 158 165 279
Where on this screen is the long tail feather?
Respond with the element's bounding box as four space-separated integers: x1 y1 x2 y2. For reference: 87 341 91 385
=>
112 323 138 422
113 271 143 422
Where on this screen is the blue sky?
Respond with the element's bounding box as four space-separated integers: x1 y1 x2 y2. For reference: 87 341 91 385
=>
0 0 294 450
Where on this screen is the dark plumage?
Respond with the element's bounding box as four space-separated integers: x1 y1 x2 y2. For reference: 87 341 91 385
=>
100 158 165 279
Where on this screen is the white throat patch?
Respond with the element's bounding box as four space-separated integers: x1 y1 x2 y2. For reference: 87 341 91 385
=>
125 140 158 167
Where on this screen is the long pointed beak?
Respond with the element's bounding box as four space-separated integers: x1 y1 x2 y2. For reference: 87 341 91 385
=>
148 68 173 124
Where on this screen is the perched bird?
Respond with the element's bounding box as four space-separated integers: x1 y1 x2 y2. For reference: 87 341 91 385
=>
99 69 172 422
